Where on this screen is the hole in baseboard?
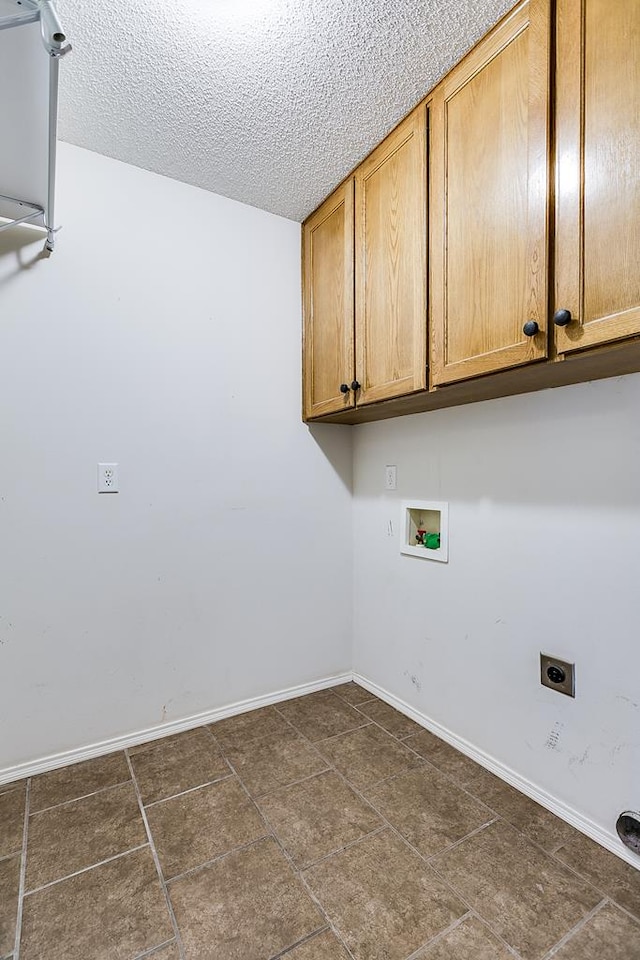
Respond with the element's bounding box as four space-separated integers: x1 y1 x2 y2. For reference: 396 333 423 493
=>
616 811 640 856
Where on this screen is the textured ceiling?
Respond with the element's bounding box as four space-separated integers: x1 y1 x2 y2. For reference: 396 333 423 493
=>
56 0 513 221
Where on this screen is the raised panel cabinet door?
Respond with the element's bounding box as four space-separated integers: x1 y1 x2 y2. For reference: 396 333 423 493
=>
554 0 640 354
302 180 355 419
430 0 550 386
355 106 428 405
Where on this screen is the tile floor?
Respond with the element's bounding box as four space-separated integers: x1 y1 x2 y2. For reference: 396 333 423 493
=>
1 683 639 959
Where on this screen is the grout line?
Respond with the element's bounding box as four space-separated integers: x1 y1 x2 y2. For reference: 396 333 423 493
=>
466 910 523 959
602 899 640 928
165 835 272 885
143 773 235 808
28 778 135 817
124 751 187 960
403 911 473 960
425 818 500 864
546 846 640 921
15 692 629 960
262 704 524 959
203 716 334 798
236 703 468 956
426 850 528 960
24 844 150 896
334 691 379 708
12 778 30 960
228 708 497 960
0 851 22 865
539 898 607 959
217 745 358 960
271 926 331 959
132 938 178 959
0 782 26 797
296 825 389 872
283 719 374 746
251 767 334 800
173 698 635 959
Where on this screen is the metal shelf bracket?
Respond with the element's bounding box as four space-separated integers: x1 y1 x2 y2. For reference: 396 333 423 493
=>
0 0 71 251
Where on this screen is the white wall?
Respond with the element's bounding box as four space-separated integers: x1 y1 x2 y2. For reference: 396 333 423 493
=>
353 375 640 845
0 144 353 773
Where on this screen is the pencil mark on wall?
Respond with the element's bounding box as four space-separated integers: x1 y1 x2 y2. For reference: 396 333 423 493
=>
545 721 564 751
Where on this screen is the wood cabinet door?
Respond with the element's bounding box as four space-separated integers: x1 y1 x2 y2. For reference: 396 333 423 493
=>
430 0 550 386
302 181 355 419
355 107 428 405
554 0 640 354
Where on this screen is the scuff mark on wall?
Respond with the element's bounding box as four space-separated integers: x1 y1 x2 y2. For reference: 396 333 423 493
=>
568 747 591 769
616 695 639 709
403 669 422 693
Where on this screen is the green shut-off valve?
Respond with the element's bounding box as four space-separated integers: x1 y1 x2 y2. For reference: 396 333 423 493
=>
416 530 440 549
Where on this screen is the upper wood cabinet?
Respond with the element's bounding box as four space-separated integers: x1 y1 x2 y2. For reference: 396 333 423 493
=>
301 0 640 424
355 106 428 405
430 0 551 386
554 0 640 354
302 180 355 420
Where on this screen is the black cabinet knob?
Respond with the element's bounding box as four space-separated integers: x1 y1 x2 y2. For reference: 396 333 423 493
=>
351 380 361 391
523 320 539 337
554 308 572 327
339 383 350 394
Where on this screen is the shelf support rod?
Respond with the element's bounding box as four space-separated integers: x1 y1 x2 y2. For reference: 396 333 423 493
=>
0 193 45 234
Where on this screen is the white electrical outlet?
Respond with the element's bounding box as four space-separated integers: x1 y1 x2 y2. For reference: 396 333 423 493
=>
98 463 119 493
385 465 397 490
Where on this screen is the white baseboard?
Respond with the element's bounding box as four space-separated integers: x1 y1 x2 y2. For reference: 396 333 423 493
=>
353 672 640 871
5 667 637 872
0 672 352 786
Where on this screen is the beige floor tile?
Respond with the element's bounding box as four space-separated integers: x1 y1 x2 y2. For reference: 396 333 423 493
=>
553 833 640 921
355 699 421 739
0 788 25 859
25 781 148 891
127 729 203 757
277 690 368 742
0 779 26 796
209 706 295 752
30 753 130 813
403 730 483 786
465 769 578 853
413 915 513 959
331 683 376 706
258 770 382 868
316 724 422 790
129 728 230 805
169 837 323 960
304 829 466 960
20 847 174 960
551 902 640 959
0 854 21 956
432 820 602 960
139 941 180 959
146 777 268 879
223 730 328 797
364 765 494 858
283 929 352 959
